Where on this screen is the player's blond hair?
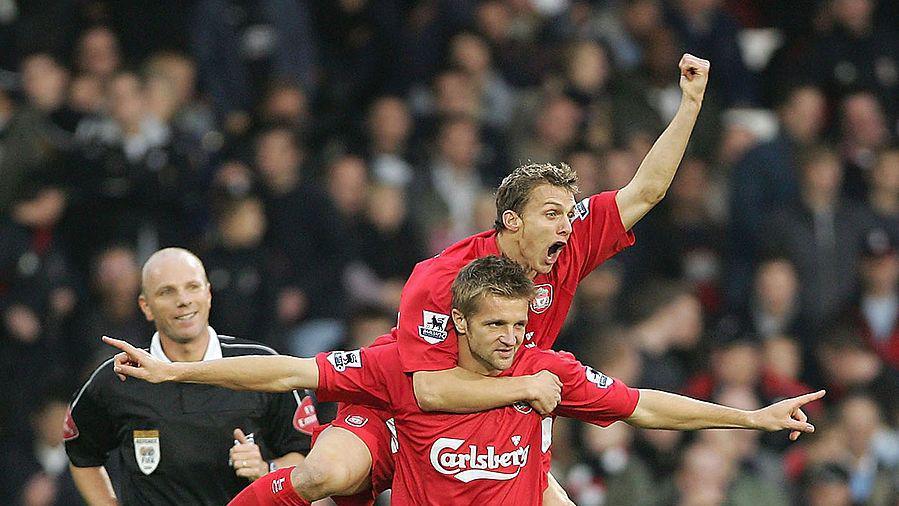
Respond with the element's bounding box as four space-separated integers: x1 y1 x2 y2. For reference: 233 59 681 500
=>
494 162 579 232
452 256 536 318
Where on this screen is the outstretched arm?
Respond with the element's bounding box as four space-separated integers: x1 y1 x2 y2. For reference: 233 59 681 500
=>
626 389 825 440
413 368 562 414
103 336 318 392
615 53 710 231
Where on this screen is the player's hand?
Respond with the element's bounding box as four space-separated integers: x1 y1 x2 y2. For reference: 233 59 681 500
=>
751 390 825 440
678 53 710 105
230 428 268 481
525 370 563 415
103 336 175 383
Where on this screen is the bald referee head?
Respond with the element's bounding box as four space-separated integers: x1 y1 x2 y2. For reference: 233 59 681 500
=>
138 248 212 359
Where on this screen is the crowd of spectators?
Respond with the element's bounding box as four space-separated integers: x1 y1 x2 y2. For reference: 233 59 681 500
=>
1 0 898 504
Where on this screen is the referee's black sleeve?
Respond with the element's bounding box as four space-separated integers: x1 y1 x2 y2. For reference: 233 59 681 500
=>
65 362 118 467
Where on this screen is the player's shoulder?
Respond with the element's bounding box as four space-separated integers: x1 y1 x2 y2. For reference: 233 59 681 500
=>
218 335 280 357
411 231 496 280
515 348 581 375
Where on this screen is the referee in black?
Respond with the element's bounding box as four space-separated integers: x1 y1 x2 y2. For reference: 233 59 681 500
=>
64 248 319 504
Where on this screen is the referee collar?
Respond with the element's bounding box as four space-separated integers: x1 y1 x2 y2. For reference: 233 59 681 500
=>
150 326 223 363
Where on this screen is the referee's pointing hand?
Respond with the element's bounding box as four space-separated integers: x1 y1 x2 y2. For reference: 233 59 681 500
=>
104 336 175 383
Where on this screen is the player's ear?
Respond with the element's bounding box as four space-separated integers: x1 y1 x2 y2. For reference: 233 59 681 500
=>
451 308 467 335
138 295 154 322
502 210 521 232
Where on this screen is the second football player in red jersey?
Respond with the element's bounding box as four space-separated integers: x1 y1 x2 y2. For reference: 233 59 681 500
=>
105 256 824 506
298 52 714 505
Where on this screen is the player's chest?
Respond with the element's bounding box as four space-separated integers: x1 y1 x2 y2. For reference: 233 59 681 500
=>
524 278 575 347
400 408 544 484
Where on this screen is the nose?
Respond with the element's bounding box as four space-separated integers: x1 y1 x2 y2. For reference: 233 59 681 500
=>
499 327 518 346
559 216 572 236
175 289 192 308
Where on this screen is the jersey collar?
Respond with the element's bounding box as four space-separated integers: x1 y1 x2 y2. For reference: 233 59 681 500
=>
150 326 223 363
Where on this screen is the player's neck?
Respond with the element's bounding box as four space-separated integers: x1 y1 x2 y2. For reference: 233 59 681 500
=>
495 232 537 279
159 331 210 362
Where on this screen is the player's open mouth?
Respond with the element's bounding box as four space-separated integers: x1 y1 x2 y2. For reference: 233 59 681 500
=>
175 312 198 321
546 241 566 263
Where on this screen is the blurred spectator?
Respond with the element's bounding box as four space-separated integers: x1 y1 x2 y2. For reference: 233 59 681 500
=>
626 281 704 391
725 84 827 310
565 39 660 153
743 256 803 339
344 305 395 350
513 93 582 165
764 146 874 334
190 0 318 133
565 422 656 506
558 263 626 354
345 183 426 312
75 26 121 81
69 71 204 266
326 154 370 223
805 0 899 119
815 325 896 406
589 0 665 72
448 31 515 130
666 0 757 107
0 86 62 216
254 126 349 356
203 195 280 344
838 91 892 200
20 52 80 136
801 462 853 506
412 115 488 253
144 51 217 147
836 393 899 505
363 95 416 187
844 228 899 370
71 245 150 375
625 157 724 310
868 149 899 234
0 388 81 506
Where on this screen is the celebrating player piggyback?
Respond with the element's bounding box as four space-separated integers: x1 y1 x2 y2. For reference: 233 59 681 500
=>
316 256 639 505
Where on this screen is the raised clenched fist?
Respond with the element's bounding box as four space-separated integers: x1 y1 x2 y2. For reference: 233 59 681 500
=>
678 53 710 104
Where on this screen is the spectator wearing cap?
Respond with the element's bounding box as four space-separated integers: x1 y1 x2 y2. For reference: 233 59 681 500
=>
846 228 899 369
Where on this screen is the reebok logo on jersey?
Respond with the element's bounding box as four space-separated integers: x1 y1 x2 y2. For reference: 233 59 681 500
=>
585 366 613 388
419 310 450 344
430 438 530 482
327 350 362 372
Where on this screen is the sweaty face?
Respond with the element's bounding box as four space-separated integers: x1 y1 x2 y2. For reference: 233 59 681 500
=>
464 294 529 374
140 255 212 344
517 184 576 275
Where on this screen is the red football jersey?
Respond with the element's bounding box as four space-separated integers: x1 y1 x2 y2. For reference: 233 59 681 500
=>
394 191 635 373
315 343 639 506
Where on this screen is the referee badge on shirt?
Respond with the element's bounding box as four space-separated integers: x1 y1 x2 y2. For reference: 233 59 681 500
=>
133 430 161 475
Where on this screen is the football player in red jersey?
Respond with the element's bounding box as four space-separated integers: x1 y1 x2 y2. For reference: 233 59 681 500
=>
251 52 712 506
105 256 823 506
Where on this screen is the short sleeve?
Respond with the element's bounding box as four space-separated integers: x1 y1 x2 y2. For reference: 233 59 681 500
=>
569 191 635 280
315 347 395 410
395 265 459 373
65 373 119 467
260 389 318 457
548 351 640 427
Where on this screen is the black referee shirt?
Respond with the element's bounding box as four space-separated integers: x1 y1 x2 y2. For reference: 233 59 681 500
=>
65 328 318 505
